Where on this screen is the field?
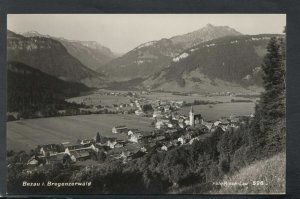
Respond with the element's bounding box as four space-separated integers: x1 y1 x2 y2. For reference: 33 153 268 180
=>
179 102 256 121
7 114 154 152
68 89 259 107
144 92 258 104
67 93 131 107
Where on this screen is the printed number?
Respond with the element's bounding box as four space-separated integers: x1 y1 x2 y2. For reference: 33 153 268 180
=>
252 181 264 186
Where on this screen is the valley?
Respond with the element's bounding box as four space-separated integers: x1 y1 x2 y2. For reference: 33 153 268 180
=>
6 16 286 195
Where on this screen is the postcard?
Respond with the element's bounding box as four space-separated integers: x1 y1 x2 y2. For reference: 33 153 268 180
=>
6 14 286 195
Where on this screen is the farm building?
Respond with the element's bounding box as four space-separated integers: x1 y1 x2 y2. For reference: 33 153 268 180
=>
7 112 20 121
39 144 65 156
112 125 128 134
128 132 142 143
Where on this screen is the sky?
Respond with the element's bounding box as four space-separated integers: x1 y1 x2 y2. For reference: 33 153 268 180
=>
7 14 286 53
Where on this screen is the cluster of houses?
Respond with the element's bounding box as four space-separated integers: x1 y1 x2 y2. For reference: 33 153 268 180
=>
26 104 247 167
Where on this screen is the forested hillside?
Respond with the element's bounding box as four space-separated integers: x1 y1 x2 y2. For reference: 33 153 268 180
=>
7 61 91 118
99 24 242 81
143 34 283 92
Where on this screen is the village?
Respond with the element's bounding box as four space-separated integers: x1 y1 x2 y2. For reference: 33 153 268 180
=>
26 91 251 168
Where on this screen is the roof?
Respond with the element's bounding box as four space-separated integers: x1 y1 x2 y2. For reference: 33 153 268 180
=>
128 129 141 133
68 145 88 151
71 150 90 158
190 106 194 113
114 125 127 129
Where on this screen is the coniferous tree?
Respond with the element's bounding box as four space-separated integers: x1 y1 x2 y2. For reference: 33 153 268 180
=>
96 132 101 143
251 35 286 156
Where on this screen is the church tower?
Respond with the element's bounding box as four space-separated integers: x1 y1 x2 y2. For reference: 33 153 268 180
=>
189 106 194 127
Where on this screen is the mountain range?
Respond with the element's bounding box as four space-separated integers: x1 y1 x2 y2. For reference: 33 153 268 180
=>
22 31 117 70
7 24 283 94
98 24 242 81
140 34 282 93
7 30 105 87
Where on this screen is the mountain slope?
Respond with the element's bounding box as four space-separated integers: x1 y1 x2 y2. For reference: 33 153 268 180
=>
141 34 282 93
99 39 183 81
170 23 241 49
7 30 104 87
22 31 117 70
7 61 91 115
57 39 116 71
99 24 242 81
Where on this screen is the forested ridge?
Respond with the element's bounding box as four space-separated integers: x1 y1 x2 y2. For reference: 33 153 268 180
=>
7 61 92 119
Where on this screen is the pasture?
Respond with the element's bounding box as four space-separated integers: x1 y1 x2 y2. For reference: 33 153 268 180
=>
7 114 154 152
144 92 259 104
179 102 256 121
67 93 131 107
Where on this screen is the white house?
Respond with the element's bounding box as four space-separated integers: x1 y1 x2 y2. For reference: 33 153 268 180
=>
112 126 128 134
161 145 168 151
107 139 117 148
178 136 185 145
135 109 144 116
128 133 142 143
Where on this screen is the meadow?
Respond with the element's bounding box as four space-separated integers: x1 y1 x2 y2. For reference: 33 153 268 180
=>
144 91 259 104
179 102 256 121
68 89 259 107
7 114 154 152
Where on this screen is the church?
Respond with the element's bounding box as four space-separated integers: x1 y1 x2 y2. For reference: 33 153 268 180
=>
189 106 203 127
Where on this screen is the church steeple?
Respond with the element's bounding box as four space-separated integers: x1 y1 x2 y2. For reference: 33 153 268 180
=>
190 106 194 113
189 106 194 127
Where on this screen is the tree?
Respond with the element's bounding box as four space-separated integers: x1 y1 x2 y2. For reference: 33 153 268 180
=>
96 132 101 143
251 36 286 156
142 104 153 113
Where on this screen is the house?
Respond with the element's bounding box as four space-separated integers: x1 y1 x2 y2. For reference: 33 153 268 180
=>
40 144 64 157
64 144 84 151
161 145 168 151
153 110 162 118
79 107 98 114
155 120 165 129
166 129 178 134
202 121 214 131
164 106 170 112
128 129 141 136
107 138 118 148
155 118 170 129
114 142 125 148
167 123 174 128
160 142 175 151
27 156 39 166
194 114 203 126
135 109 145 116
80 139 94 146
45 153 65 164
189 137 200 145
70 150 91 162
6 112 20 121
112 125 128 134
128 132 142 143
58 110 66 115
178 122 186 129
120 151 132 159
140 147 147 153
178 134 191 145
154 135 166 142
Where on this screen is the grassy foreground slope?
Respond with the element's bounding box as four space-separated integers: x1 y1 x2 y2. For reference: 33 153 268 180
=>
172 153 285 194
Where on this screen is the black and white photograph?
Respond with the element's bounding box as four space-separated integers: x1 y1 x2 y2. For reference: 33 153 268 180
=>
6 14 286 194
